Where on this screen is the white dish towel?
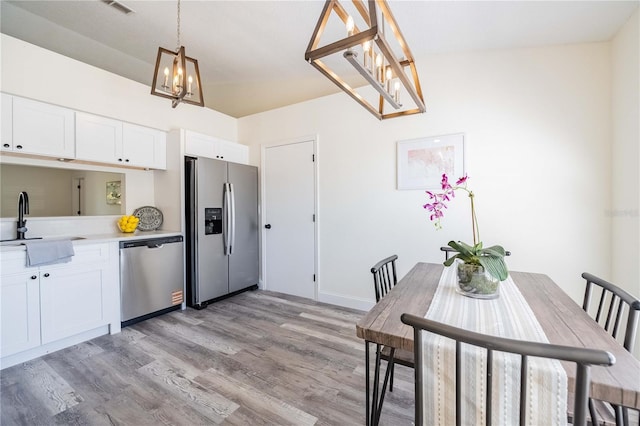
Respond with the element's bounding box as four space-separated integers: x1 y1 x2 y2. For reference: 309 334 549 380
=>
25 240 75 267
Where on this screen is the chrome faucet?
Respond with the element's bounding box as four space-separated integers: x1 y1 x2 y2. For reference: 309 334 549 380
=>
17 191 29 240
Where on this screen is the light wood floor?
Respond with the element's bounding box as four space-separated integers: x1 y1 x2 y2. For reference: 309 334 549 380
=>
1 290 414 425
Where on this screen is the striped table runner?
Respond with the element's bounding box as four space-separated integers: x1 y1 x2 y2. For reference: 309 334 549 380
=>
421 265 568 425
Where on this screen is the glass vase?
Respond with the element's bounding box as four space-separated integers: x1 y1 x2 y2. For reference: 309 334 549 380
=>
456 260 500 299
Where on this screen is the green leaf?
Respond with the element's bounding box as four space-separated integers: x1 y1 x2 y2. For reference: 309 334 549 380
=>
443 253 460 267
482 245 506 257
477 256 509 281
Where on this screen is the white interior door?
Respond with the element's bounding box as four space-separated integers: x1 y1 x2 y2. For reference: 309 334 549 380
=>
263 140 316 299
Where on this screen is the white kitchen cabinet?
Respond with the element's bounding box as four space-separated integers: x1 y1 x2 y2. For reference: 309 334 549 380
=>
1 93 12 149
0 241 119 365
122 122 167 170
184 130 248 164
0 271 41 356
75 112 123 163
9 96 75 158
40 264 107 343
75 111 166 170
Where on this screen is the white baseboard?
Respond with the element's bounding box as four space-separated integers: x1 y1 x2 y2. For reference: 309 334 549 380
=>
317 291 375 312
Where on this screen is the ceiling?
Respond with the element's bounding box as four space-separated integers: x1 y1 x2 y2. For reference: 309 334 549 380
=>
1 1 637 118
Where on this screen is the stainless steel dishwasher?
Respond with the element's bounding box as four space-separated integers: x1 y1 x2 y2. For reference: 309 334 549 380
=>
120 235 184 326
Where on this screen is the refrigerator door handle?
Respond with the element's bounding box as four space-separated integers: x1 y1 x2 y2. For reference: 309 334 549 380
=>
224 182 231 255
230 183 236 254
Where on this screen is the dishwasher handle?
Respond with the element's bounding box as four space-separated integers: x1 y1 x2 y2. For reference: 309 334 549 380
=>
119 235 183 249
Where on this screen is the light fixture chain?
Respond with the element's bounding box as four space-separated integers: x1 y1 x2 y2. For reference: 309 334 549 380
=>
176 0 181 50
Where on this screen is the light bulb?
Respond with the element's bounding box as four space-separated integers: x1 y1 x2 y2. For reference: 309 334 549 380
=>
363 41 371 69
162 67 170 88
346 16 354 36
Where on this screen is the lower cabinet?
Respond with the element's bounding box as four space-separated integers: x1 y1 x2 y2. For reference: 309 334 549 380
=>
40 265 107 344
0 242 119 365
0 272 41 355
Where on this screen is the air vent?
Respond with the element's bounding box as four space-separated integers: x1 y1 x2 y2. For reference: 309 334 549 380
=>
101 0 135 15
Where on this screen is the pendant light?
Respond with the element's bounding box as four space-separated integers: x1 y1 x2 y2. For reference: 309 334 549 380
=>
305 0 425 120
151 0 204 108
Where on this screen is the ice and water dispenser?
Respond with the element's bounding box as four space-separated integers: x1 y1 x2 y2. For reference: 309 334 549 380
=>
204 207 223 234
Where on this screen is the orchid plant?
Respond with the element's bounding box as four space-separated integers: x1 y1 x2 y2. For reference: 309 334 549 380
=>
423 174 509 281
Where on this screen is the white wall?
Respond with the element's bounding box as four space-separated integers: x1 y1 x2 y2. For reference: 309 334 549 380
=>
611 10 640 358
239 42 613 308
611 10 639 296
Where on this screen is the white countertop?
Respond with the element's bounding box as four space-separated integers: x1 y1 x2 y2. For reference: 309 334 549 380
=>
0 230 183 251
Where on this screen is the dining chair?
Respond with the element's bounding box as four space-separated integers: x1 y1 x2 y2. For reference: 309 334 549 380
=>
581 272 640 426
400 313 616 426
440 246 511 260
370 255 414 393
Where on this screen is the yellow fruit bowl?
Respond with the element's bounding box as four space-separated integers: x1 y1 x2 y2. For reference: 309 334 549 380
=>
117 215 140 233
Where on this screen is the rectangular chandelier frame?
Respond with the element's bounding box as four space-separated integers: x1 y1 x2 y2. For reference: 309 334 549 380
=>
151 46 204 108
305 0 425 120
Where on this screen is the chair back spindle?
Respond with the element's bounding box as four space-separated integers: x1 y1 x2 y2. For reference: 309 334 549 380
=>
371 255 398 302
402 314 615 426
582 272 640 352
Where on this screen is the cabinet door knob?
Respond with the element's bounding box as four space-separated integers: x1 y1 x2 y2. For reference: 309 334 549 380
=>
2 143 9 148
125 159 130 163
16 144 23 149
118 158 123 162
31 275 37 280
43 273 50 278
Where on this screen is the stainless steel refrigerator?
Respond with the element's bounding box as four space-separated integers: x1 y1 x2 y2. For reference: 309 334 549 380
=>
185 156 259 309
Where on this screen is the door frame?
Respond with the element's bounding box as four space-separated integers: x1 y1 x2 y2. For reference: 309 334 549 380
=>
260 135 319 299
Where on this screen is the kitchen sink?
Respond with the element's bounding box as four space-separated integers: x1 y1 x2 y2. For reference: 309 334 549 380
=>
0 237 86 246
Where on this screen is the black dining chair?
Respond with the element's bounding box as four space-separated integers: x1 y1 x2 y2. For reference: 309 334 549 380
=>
370 255 414 393
581 272 640 426
400 313 616 426
440 246 511 261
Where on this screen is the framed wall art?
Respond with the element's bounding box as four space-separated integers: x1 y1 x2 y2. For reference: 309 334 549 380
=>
396 133 465 190
106 180 122 205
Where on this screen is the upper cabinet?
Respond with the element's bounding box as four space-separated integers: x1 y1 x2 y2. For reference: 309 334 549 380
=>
185 130 248 164
75 112 123 162
3 96 75 159
1 94 12 148
122 123 167 170
75 112 166 170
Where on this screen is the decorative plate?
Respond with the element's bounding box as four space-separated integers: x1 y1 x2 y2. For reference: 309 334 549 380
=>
133 206 163 231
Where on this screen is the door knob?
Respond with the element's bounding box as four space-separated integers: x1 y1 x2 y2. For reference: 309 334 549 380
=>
265 224 272 229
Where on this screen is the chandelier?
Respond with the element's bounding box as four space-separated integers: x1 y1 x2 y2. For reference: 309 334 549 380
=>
305 0 425 120
151 0 204 108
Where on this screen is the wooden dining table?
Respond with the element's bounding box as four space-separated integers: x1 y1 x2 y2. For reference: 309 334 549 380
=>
355 262 640 425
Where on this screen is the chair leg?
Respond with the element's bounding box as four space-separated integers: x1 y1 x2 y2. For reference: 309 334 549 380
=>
375 348 396 423
389 360 395 392
588 398 599 426
613 403 623 426
621 406 629 426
